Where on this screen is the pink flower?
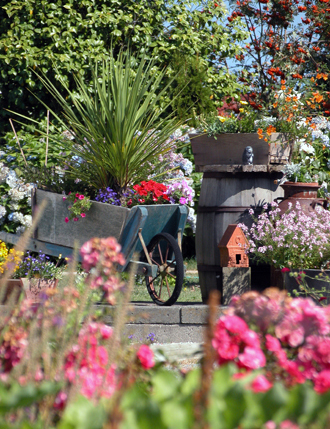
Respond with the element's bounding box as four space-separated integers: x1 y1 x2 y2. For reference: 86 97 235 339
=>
220 315 249 336
65 217 69 223
251 374 272 393
75 193 80 198
62 196 67 201
73 217 79 222
54 391 67 410
137 345 155 369
241 330 260 348
265 420 276 429
81 213 86 218
100 325 112 339
238 346 266 369
314 370 330 393
281 267 290 273
264 422 276 429
265 334 282 353
280 421 300 429
79 195 84 200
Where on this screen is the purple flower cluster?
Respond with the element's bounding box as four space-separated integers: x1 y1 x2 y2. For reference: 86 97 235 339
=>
95 188 121 206
14 251 56 279
165 180 195 206
94 188 134 206
239 201 330 269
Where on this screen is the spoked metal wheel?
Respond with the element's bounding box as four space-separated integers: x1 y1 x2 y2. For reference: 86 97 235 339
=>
143 232 184 306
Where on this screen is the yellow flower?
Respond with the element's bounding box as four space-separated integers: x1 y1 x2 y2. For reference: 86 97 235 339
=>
240 100 248 105
210 95 214 99
218 116 227 123
239 108 245 113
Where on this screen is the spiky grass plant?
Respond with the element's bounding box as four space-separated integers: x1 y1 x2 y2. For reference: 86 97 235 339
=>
16 52 186 195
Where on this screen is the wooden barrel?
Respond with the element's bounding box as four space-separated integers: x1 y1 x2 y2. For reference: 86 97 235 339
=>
196 171 284 303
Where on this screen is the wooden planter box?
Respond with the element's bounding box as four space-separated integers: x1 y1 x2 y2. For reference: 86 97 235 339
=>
189 132 291 172
33 189 131 248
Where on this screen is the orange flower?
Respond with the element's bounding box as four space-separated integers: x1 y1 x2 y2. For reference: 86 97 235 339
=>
313 92 323 103
266 125 276 135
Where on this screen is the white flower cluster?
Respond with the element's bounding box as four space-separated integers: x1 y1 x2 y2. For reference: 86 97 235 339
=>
310 116 330 147
187 207 197 233
0 162 34 233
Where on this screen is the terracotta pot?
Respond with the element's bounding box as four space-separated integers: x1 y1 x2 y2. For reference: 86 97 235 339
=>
0 279 22 304
20 278 58 303
283 269 330 305
276 182 327 215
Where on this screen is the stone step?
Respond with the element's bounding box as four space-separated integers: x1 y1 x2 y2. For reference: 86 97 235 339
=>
96 302 226 344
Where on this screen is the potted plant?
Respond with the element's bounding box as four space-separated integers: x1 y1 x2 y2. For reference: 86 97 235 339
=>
0 239 23 303
13 251 65 303
189 110 293 170
239 201 330 303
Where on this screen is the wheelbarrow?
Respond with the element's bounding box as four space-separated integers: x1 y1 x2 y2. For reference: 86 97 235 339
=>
0 189 188 306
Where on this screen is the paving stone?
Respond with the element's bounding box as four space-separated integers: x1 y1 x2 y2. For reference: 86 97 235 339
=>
180 305 224 324
96 303 180 324
123 323 205 343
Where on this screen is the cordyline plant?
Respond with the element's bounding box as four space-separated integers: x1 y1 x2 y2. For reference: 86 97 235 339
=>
12 51 186 196
239 201 330 270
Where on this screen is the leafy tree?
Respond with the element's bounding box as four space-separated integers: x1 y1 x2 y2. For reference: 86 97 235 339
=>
227 0 330 112
169 53 214 126
0 0 247 137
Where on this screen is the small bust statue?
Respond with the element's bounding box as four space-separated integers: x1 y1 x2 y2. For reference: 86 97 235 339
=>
242 146 254 165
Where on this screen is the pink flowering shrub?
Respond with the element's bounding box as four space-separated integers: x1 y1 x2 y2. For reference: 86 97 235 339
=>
80 237 126 304
213 289 330 393
239 201 330 269
64 322 117 399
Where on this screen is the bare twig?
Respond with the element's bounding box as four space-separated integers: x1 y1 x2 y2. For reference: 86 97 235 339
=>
9 119 28 167
193 289 220 429
45 110 49 167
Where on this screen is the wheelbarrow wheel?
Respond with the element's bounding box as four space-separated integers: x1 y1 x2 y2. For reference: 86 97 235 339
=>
144 232 184 306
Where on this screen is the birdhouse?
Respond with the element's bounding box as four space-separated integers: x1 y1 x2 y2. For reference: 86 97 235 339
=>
218 224 249 268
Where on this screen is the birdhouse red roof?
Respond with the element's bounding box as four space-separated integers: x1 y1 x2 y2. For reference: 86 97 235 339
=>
218 224 249 267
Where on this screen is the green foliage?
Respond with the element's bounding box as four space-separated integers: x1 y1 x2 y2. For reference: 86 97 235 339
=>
58 396 106 429
198 111 259 137
0 0 247 137
2 118 71 169
0 381 60 415
169 54 214 126
119 365 330 428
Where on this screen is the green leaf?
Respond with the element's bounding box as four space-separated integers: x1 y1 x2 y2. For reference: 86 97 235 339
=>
152 369 181 402
58 395 106 429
